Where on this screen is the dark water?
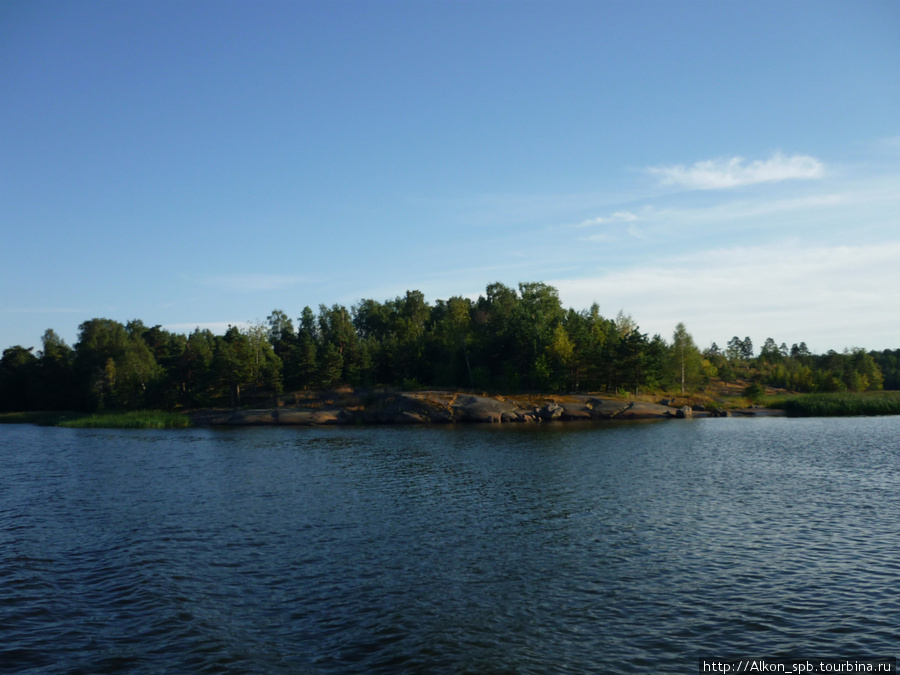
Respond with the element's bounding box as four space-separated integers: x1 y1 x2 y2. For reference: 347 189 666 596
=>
1 417 898 673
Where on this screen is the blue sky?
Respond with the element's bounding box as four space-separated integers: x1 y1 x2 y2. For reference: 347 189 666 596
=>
2 0 899 355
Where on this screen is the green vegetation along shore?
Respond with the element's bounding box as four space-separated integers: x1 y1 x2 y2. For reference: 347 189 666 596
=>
0 410 193 429
2 282 898 418
767 392 900 417
4 390 900 427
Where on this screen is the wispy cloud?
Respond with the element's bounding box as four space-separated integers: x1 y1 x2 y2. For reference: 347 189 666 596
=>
635 193 845 231
569 211 638 228
582 233 616 243
200 274 308 292
649 153 824 190
550 240 900 351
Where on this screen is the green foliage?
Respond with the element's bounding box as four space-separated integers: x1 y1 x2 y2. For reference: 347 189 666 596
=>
179 329 216 407
759 337 781 361
318 342 344 388
616 329 649 396
295 335 318 390
72 318 166 411
213 326 253 406
743 382 766 403
772 392 900 417
58 410 193 428
2 409 189 428
37 329 77 409
0 346 39 411
212 324 282 406
718 335 886 397
872 349 900 389
670 322 703 394
643 334 670 391
545 323 574 390
3 282 900 415
717 360 736 384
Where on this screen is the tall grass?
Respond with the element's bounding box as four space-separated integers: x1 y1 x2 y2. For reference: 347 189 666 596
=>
58 411 193 429
768 392 900 417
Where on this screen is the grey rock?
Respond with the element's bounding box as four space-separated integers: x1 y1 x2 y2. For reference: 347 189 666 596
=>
373 394 453 423
393 411 429 424
451 395 517 423
536 402 564 421
559 405 592 420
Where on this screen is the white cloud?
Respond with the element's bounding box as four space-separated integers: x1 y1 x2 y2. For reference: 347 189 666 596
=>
612 211 638 222
575 216 606 228
649 153 824 190
571 211 638 227
550 240 900 352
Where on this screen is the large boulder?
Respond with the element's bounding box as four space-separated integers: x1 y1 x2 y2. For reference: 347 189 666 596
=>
676 405 693 419
189 409 234 425
559 405 592 421
536 402 564 421
451 395 517 423
228 409 278 425
275 408 344 425
373 393 454 424
587 398 633 419
614 401 677 419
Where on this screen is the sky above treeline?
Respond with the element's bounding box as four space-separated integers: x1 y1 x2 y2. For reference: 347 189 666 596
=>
2 1 899 355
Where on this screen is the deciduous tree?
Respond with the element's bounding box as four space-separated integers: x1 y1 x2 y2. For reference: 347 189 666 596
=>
671 323 703 394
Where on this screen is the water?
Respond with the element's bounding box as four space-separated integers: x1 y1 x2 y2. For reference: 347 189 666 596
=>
1 417 898 673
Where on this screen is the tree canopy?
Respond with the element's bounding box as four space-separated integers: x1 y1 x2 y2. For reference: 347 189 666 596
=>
1 282 894 412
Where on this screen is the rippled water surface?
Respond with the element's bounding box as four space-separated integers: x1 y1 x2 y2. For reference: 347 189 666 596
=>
2 417 898 673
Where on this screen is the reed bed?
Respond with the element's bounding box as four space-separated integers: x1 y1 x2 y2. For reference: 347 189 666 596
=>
58 411 193 429
768 392 900 417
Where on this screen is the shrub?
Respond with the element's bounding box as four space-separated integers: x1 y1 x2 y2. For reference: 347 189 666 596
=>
743 382 765 403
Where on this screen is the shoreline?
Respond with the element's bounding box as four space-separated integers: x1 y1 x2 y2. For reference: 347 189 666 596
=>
189 391 783 427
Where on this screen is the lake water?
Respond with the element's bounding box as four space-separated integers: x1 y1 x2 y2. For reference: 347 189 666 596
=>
1 417 898 673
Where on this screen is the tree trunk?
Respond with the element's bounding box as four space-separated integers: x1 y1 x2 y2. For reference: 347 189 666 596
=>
461 338 474 389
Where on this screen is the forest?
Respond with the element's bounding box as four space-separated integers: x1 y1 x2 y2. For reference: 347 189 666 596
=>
1 281 897 413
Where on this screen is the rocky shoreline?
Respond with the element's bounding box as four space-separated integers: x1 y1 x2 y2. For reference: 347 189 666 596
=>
189 391 782 426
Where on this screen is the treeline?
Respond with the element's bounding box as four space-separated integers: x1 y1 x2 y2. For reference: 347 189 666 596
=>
704 337 893 394
1 282 897 412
